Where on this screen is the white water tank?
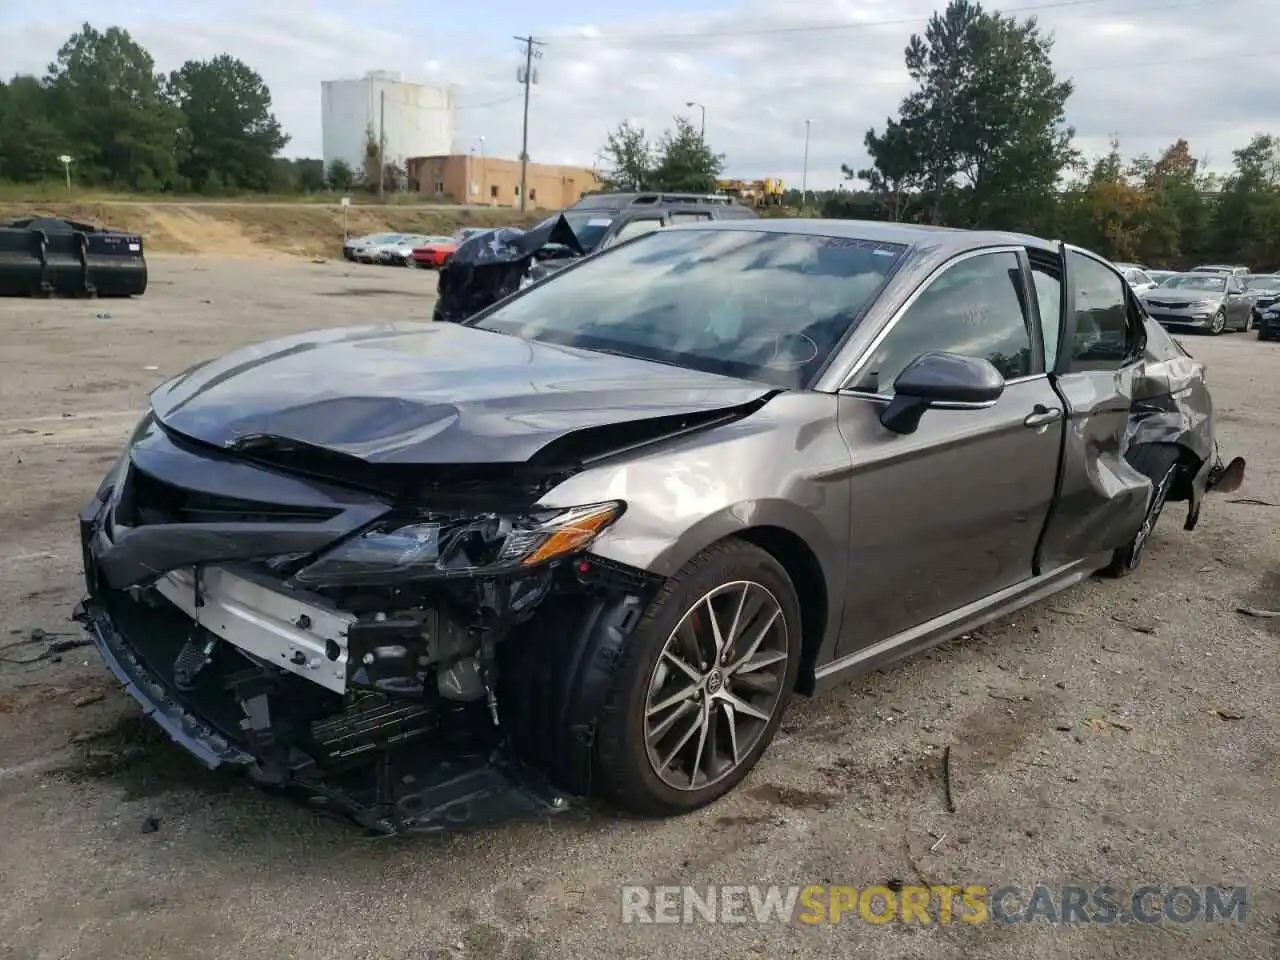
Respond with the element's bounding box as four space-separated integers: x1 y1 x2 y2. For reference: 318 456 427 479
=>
321 71 457 174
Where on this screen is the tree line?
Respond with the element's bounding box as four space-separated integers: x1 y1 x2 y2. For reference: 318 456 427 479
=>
596 0 1280 268
0 23 316 194
7 14 1278 267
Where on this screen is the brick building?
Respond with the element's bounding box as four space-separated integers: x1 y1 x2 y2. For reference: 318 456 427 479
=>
405 155 601 209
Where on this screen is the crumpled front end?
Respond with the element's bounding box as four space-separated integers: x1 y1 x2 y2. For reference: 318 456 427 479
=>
74 417 662 834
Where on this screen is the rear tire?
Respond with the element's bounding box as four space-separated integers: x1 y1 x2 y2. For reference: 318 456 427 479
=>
1101 444 1182 578
593 539 801 816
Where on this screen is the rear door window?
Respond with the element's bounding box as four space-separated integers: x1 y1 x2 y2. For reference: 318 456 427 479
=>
1065 251 1132 371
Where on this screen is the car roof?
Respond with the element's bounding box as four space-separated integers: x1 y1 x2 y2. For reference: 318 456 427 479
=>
572 191 743 210
658 217 1061 256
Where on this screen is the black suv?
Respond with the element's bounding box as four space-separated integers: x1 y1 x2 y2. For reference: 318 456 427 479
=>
527 192 759 281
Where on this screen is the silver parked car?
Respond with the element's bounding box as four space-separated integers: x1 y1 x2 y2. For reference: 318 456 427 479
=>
1140 272 1254 334
1113 262 1158 293
342 232 403 262
1189 264 1249 276
376 234 439 267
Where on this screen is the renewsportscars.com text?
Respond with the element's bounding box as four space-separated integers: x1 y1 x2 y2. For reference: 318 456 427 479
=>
620 884 1249 925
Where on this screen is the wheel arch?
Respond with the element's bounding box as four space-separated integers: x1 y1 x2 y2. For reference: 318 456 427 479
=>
601 498 844 696
733 526 829 697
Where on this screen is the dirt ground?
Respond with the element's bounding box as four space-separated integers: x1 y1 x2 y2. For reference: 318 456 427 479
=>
0 255 1277 960
1 202 541 259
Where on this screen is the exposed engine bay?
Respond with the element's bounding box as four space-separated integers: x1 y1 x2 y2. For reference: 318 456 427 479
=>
72 396 757 834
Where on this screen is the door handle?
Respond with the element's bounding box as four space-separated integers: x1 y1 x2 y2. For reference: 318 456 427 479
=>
1024 405 1063 428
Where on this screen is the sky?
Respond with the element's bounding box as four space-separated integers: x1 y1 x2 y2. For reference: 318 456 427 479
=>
2 0 1277 190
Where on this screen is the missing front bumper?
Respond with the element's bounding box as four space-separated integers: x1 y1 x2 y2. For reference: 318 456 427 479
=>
72 593 571 835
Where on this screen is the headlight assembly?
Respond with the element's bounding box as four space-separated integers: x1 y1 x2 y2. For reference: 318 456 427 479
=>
290 501 625 587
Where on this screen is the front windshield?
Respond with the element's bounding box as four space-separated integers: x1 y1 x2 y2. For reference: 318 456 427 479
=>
1157 274 1226 292
471 228 908 389
1246 274 1279 287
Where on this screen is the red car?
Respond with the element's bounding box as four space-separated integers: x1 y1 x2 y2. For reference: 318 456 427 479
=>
410 235 457 268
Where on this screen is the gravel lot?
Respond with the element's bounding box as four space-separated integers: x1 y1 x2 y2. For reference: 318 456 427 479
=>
0 256 1276 960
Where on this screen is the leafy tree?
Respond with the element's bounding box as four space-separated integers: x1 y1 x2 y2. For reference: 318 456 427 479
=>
44 24 180 189
0 75 71 183
651 116 724 192
166 54 288 193
599 121 653 191
597 118 722 193
1214 134 1280 266
858 0 1077 232
1058 138 1152 262
1127 138 1213 263
325 159 357 192
275 157 325 193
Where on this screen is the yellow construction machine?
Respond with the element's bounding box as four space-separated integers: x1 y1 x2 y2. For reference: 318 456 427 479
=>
716 178 785 207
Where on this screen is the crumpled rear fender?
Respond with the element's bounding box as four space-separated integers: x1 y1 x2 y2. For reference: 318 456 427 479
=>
1037 341 1221 570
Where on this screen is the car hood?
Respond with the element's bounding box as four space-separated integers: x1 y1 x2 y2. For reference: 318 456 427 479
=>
149 322 773 466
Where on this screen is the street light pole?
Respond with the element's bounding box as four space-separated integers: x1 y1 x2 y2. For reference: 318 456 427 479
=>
685 101 706 139
801 120 812 208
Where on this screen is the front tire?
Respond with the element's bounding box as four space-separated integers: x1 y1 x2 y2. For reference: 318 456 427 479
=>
1209 309 1227 335
593 539 801 816
1102 444 1182 578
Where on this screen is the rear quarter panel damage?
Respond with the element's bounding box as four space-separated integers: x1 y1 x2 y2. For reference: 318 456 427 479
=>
1041 334 1216 571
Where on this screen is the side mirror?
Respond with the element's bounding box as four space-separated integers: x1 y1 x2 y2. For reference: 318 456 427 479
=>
879 351 1006 435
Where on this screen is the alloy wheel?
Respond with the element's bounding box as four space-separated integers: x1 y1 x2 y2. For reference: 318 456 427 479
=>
1210 310 1226 334
643 581 790 791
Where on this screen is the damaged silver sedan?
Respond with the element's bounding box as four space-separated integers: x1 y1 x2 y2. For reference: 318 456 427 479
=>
75 220 1245 834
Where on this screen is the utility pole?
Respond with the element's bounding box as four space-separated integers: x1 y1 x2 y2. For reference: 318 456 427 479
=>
377 89 386 204
514 35 544 212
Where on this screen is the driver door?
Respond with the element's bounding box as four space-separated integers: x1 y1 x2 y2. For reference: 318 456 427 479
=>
833 247 1064 652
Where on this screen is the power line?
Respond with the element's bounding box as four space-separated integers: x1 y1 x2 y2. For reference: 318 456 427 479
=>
543 0 1225 44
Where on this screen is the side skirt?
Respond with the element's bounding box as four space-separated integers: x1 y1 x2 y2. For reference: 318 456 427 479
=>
812 553 1110 693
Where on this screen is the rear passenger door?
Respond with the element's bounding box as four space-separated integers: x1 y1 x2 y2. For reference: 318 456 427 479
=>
1034 245 1152 571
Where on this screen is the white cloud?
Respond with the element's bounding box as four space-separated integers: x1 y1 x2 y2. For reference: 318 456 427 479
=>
4 0 1279 190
